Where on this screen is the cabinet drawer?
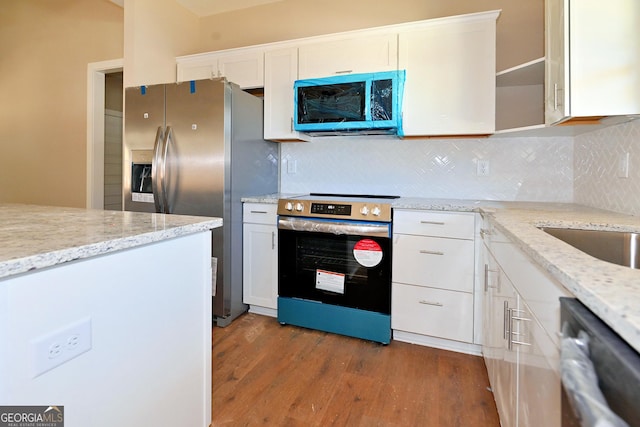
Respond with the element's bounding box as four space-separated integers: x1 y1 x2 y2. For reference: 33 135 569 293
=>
243 203 277 225
393 210 475 239
392 283 473 343
392 234 474 292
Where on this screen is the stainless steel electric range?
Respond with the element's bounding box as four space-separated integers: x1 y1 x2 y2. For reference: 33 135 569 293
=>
277 193 398 344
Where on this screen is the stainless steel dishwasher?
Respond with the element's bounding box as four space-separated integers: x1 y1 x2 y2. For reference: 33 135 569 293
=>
560 297 640 427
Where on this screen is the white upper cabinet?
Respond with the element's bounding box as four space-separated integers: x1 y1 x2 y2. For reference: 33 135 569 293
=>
176 49 264 89
399 11 499 136
545 0 640 125
298 33 398 79
263 47 308 142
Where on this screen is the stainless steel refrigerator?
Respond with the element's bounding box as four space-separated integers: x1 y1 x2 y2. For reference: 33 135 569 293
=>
123 78 278 326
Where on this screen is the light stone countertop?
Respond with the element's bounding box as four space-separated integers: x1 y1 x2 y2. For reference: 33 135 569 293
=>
0 204 222 280
244 194 640 352
398 198 640 353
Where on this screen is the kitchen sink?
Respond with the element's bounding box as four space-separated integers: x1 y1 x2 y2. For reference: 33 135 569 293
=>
539 227 640 269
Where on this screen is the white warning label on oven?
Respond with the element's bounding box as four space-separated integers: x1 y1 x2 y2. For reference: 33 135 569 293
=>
353 239 383 267
316 269 345 294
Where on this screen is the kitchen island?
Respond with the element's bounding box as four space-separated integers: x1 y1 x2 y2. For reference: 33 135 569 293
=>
0 204 220 427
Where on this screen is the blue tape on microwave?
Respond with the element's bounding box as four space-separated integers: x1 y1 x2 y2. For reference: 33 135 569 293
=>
293 70 406 135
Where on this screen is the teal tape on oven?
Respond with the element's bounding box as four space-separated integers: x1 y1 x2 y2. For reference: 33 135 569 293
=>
190 80 196 93
140 85 146 95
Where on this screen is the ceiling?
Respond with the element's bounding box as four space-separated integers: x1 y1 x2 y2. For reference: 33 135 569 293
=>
108 0 283 16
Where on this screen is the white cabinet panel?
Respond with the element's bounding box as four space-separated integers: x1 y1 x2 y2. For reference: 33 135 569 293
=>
490 227 571 347
217 51 264 89
517 299 561 427
176 59 218 81
545 0 640 124
392 283 474 342
298 33 398 79
399 12 497 136
242 202 277 224
393 209 475 239
392 209 478 347
263 47 308 142
177 50 264 88
242 203 278 311
392 234 474 293
482 216 568 427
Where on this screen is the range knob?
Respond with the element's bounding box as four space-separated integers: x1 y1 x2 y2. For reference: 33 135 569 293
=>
360 205 370 216
372 206 382 216
295 202 304 212
284 201 294 211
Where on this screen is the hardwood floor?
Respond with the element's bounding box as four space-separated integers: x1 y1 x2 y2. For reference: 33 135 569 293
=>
212 313 500 426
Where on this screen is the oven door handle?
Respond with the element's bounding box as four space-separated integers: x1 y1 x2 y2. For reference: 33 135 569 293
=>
278 217 390 237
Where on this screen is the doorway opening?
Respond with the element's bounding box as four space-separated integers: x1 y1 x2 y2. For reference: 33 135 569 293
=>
104 72 123 210
86 59 123 210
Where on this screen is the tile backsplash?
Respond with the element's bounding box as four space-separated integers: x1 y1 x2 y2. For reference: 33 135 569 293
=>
280 136 574 202
574 119 640 216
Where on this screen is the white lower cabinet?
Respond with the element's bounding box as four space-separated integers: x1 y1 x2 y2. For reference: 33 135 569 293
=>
481 217 566 427
392 284 474 342
517 299 561 427
391 209 478 353
242 203 278 316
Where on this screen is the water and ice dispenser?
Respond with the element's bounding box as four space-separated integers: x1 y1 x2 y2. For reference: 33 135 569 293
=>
130 150 153 203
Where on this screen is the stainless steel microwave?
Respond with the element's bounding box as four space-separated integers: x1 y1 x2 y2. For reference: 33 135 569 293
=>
293 70 405 135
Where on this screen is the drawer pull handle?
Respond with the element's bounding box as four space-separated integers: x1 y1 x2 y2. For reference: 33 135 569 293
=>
250 210 268 214
419 250 444 256
335 70 353 74
419 300 443 307
420 220 445 225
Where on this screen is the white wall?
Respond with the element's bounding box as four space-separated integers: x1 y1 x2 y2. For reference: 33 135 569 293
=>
123 0 200 87
574 119 640 216
280 135 574 202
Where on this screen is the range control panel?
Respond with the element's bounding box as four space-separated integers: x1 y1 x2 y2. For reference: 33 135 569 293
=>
277 197 393 222
310 203 352 216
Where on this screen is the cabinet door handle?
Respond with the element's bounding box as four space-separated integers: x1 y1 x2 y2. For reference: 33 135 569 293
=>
508 311 532 349
419 300 443 307
250 210 268 214
271 231 275 250
480 228 493 239
483 264 499 292
503 301 510 340
419 250 444 256
420 220 445 225
335 70 353 74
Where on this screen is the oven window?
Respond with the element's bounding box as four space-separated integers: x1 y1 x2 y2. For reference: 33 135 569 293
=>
278 229 391 314
297 82 366 124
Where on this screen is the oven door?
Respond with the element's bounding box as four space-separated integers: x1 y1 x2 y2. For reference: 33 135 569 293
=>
278 217 391 314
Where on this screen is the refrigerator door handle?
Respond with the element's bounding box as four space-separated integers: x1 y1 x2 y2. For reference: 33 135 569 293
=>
151 126 165 213
161 126 173 213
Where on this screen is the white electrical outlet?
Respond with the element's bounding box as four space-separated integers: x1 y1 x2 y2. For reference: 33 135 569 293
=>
618 152 630 178
30 317 92 378
477 160 490 177
287 159 297 174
